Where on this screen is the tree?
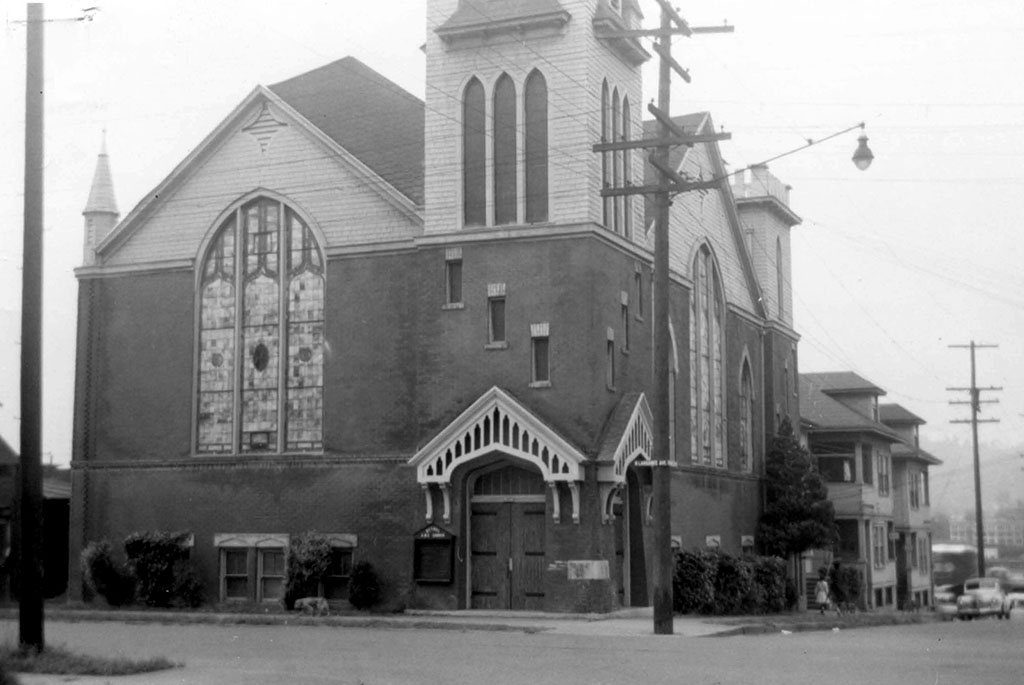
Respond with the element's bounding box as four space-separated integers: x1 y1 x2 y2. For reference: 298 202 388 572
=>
756 418 837 558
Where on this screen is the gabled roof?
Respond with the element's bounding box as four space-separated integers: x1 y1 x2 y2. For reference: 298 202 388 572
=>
878 403 924 425
803 371 886 397
800 374 900 441
0 436 15 464
890 440 943 465
269 57 424 205
97 60 424 259
408 386 586 484
642 112 768 320
437 0 571 37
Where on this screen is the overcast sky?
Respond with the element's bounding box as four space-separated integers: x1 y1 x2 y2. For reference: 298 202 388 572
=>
2 1 1022 482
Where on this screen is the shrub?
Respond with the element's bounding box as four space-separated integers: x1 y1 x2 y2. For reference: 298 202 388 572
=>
674 550 791 616
80 540 134 606
348 560 381 610
123 532 201 608
285 532 333 609
750 556 788 614
672 550 716 614
713 553 753 615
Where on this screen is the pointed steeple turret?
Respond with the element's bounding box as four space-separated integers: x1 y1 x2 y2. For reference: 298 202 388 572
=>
82 131 119 266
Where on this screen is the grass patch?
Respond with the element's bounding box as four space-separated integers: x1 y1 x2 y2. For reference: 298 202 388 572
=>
0 643 178 676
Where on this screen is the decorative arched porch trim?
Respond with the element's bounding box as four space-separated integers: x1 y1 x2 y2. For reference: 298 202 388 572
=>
409 386 586 523
594 393 654 523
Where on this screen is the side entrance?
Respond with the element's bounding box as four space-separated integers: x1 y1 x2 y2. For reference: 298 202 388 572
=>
468 463 546 610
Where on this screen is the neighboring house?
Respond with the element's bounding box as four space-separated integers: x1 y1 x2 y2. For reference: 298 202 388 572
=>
0 437 15 601
878 403 941 609
800 372 904 610
70 0 802 612
0 438 72 601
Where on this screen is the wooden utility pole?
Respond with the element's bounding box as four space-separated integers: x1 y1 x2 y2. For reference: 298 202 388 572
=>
948 341 1000 578
20 1 46 652
594 0 731 635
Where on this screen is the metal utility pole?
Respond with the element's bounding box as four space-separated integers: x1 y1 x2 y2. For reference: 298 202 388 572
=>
20 1 46 652
594 0 731 635
948 341 1000 578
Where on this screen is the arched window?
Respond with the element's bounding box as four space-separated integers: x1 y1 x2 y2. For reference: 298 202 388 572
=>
739 359 754 472
611 87 621 234
196 197 324 454
463 78 486 227
601 80 611 228
689 245 725 467
493 73 517 225
621 95 632 239
524 69 548 223
776 237 785 320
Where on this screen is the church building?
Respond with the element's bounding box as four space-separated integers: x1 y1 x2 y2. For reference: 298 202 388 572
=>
70 0 801 612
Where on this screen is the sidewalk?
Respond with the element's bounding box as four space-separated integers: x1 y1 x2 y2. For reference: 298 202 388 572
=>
0 604 942 638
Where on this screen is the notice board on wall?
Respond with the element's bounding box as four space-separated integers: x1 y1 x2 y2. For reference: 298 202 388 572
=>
413 524 455 584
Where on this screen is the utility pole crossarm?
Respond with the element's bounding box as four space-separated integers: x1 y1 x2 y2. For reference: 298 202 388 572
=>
591 132 731 153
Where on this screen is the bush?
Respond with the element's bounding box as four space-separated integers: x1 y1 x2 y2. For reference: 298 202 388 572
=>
674 550 791 616
285 532 333 609
348 560 381 610
750 556 788 614
713 553 753 615
672 550 716 614
80 540 135 606
123 532 201 608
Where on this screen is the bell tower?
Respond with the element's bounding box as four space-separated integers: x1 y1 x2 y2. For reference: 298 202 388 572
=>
424 0 649 237
82 132 119 266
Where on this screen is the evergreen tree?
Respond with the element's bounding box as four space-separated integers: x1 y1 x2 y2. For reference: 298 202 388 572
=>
756 418 837 558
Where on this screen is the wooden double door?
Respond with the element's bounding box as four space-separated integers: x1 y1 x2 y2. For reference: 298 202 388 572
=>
469 466 546 610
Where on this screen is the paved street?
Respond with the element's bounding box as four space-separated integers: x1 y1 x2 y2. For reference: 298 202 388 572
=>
2 615 1023 684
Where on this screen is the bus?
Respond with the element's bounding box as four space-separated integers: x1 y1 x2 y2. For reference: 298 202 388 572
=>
932 543 979 587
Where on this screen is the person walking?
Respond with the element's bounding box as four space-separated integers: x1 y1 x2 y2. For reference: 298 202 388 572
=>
814 568 830 615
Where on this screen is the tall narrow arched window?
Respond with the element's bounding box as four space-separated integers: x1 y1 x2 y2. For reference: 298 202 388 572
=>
621 96 632 239
197 197 324 454
739 359 754 472
524 69 548 223
611 88 622 233
493 74 517 225
688 245 725 467
776 237 785 320
601 80 611 227
463 78 486 227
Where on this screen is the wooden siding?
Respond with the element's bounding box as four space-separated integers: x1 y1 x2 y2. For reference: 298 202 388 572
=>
424 0 643 236
104 107 421 268
669 143 759 315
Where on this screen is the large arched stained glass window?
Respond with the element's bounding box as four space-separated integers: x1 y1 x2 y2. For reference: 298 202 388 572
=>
621 95 632 239
197 197 324 454
601 80 611 228
689 245 725 467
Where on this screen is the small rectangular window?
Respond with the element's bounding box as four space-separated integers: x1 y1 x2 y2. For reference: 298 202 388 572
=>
259 548 286 602
861 445 873 485
621 305 629 352
222 549 249 600
323 547 353 600
532 336 550 384
634 270 644 319
489 297 506 344
606 339 616 389
446 259 463 305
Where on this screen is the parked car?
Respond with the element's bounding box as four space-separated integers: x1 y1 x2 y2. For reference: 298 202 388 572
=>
956 577 1007 620
1002 579 1024 617
934 583 961 620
